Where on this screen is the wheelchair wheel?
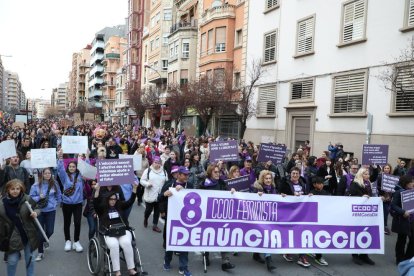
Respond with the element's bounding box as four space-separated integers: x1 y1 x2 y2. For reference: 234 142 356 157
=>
87 238 103 275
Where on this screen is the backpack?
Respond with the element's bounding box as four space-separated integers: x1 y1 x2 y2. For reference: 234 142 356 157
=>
147 167 167 180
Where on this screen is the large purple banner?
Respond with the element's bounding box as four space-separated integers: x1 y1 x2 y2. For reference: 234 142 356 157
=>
401 189 414 214
166 190 384 254
96 159 135 186
257 143 287 164
362 144 389 165
209 140 239 162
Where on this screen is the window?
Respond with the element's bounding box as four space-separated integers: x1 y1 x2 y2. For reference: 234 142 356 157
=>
201 33 207 56
182 39 190 58
173 71 178 83
150 40 154 51
169 41 179 59
257 85 276 116
402 0 414 31
153 61 159 70
162 34 169 45
161 60 168 71
234 72 241 88
215 27 226 53
180 70 189 85
332 70 367 114
235 29 243 47
296 15 315 56
164 8 172 20
155 37 160 48
214 68 225 88
263 30 277 63
290 79 314 102
265 0 279 11
208 29 214 54
340 0 367 45
393 65 414 113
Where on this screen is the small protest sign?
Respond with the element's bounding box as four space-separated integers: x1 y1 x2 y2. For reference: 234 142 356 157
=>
225 175 251 192
97 159 135 186
0 140 17 160
84 113 95 122
62 136 88 154
362 144 389 165
12 122 25 128
257 143 287 164
78 159 97 179
74 113 82 125
119 154 142 171
402 189 414 214
382 174 399 193
209 140 239 162
31 148 57 168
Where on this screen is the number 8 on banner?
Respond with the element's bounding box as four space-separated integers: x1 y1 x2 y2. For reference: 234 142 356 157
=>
180 192 202 225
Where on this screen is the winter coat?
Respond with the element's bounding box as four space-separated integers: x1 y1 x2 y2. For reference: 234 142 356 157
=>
252 181 277 194
189 163 205 188
391 185 412 235
349 180 372 197
141 166 168 203
279 176 308 196
0 194 40 253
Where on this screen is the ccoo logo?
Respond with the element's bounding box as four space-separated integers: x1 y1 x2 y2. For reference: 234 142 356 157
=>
352 204 378 213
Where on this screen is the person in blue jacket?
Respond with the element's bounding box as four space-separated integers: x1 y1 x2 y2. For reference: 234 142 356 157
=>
29 167 61 261
57 150 86 253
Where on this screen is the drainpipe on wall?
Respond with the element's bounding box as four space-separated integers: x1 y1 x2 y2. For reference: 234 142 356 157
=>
365 112 373 144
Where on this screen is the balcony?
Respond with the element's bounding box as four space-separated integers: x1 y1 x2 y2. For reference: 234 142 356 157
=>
89 64 104 76
89 76 103 87
91 40 105 53
90 52 104 65
105 53 120 59
170 20 198 35
202 4 235 24
88 89 103 98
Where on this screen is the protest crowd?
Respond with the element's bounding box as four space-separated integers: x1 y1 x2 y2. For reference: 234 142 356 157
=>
0 117 413 276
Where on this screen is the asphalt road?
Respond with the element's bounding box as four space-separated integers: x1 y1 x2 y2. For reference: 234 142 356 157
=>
9 203 399 276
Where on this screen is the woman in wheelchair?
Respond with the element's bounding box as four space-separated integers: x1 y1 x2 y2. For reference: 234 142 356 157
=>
93 183 139 276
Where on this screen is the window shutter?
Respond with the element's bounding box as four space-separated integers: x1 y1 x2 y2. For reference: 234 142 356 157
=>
201 33 207 56
343 0 365 43
267 0 278 9
291 80 313 101
395 66 414 112
258 86 276 116
208 29 214 54
297 17 314 55
264 31 277 63
333 72 366 113
409 0 414 26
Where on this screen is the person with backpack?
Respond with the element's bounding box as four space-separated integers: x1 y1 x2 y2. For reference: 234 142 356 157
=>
57 150 86 253
141 156 168 233
391 175 414 265
29 168 61 262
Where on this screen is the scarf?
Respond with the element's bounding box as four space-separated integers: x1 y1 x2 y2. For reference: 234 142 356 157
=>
204 178 219 187
3 194 29 245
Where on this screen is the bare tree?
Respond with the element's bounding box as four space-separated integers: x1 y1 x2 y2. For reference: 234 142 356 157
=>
233 59 267 138
166 83 194 127
68 103 86 119
44 106 61 119
127 87 146 120
378 38 414 112
190 72 233 135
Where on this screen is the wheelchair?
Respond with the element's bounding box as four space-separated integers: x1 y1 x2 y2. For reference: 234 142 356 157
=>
87 217 148 276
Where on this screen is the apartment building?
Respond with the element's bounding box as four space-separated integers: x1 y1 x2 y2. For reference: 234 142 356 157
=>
101 36 128 122
68 53 78 109
88 26 126 112
76 46 91 107
4 71 22 111
244 0 414 163
35 99 51 119
51 83 68 113
190 0 246 137
19 90 26 110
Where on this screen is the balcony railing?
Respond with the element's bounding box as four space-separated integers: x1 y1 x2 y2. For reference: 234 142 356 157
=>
170 19 198 34
202 4 235 22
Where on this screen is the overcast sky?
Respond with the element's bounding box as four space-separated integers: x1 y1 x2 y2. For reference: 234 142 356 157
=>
0 0 127 100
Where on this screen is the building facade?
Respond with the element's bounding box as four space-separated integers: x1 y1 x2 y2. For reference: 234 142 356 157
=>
51 82 68 113
101 36 128 122
244 0 414 163
0 57 4 110
35 99 51 119
4 71 22 111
